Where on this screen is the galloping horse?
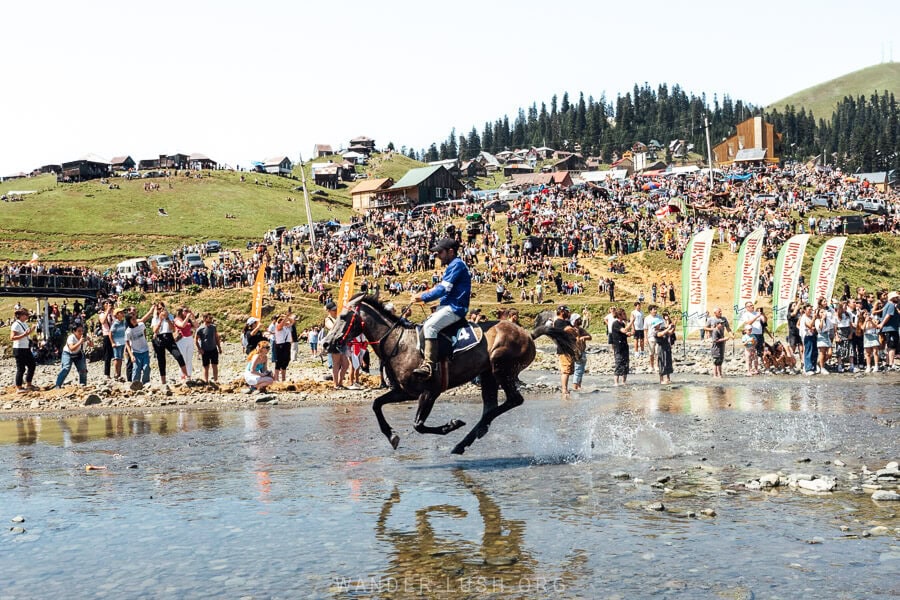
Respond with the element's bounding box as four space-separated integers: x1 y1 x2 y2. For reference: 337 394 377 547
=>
320 293 576 454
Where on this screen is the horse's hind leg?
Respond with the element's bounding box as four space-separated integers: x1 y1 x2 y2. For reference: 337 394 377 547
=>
413 391 466 436
480 370 498 418
452 367 523 455
373 388 411 449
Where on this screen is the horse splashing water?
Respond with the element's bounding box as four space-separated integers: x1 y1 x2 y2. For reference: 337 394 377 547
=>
320 293 576 454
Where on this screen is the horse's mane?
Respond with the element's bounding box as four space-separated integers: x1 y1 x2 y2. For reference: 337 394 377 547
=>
355 293 416 329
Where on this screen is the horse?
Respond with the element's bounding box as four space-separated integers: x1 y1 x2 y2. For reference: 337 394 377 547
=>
320 292 576 454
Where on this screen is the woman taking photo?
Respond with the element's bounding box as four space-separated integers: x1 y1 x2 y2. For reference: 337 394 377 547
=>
609 308 631 386
152 303 188 384
10 308 36 393
174 307 196 379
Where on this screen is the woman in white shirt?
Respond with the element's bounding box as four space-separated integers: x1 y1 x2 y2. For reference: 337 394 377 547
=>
55 324 91 387
10 308 36 393
272 313 296 382
151 303 189 384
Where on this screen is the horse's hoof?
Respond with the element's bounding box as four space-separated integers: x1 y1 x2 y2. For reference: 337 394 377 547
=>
448 418 466 432
389 434 400 450
451 444 466 455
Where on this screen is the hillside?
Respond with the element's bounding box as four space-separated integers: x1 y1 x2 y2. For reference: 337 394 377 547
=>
767 62 900 121
0 167 362 264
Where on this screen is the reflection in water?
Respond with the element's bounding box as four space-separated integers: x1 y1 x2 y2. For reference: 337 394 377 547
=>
0 410 238 446
369 469 570 597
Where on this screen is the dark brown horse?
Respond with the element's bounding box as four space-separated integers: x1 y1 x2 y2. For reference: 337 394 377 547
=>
320 293 576 454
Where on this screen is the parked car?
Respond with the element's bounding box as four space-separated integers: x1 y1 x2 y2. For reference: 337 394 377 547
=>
122 171 141 180
184 253 206 270
847 198 887 215
810 195 832 209
485 200 510 212
205 240 221 253
142 170 164 178
148 254 174 270
410 203 437 218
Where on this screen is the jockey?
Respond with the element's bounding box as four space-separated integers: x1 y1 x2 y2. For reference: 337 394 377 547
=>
411 237 471 378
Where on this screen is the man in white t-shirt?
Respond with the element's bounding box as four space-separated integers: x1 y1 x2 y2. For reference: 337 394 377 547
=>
645 304 664 372
738 302 764 356
631 301 645 357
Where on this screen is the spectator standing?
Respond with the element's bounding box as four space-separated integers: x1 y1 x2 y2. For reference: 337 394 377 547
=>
109 308 128 381
196 313 223 383
10 308 36 392
152 303 188 384
55 323 91 388
630 302 645 357
610 308 632 386
98 300 114 379
553 305 574 398
655 312 676 384
272 313 296 382
174 308 197 379
569 313 592 390
799 305 818 375
878 291 899 369
645 305 664 373
125 308 154 387
711 319 729 377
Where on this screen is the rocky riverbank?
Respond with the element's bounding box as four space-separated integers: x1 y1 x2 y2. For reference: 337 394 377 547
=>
1 341 896 417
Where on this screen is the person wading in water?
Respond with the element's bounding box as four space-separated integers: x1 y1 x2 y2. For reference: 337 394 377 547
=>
411 237 471 379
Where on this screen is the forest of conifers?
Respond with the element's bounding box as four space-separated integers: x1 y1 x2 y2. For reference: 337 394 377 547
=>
405 83 899 172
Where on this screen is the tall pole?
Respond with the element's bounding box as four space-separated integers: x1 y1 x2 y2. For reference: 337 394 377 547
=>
298 152 316 251
704 115 715 192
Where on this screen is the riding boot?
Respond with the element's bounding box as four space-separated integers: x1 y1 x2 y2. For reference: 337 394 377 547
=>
413 339 438 378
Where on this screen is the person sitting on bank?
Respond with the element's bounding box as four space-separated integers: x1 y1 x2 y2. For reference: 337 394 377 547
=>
410 237 471 378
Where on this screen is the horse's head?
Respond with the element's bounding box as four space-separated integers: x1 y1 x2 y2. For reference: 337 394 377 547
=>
320 293 367 353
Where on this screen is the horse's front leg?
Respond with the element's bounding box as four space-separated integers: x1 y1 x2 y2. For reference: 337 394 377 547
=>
413 391 466 436
452 371 523 455
373 387 411 449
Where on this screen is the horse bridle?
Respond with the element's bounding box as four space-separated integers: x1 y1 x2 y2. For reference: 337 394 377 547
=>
342 301 412 357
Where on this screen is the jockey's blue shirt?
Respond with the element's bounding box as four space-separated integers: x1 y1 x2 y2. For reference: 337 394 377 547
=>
420 256 471 317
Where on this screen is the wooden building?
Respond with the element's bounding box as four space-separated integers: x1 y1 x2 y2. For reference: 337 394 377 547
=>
159 153 189 169
138 158 160 170
189 153 218 170
109 155 136 171
313 144 334 158
264 156 293 176
459 159 487 178
351 177 394 211
348 136 376 155
60 155 110 182
382 165 465 206
312 162 341 188
503 164 534 177
713 116 781 165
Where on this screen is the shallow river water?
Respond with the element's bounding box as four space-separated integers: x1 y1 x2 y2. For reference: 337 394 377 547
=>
1 378 898 599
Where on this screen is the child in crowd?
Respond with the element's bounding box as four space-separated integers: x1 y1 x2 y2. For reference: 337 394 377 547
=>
741 325 758 375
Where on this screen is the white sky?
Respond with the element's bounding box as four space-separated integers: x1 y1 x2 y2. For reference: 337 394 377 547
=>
2 0 898 174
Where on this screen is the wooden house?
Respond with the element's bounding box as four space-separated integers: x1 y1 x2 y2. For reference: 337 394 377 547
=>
312 161 341 188
382 165 465 206
503 163 534 177
313 144 334 158
550 153 585 172
264 156 293 176
138 158 160 170
189 153 218 170
348 136 376 155
713 116 781 165
351 177 394 211
109 155 136 171
60 155 110 182
459 159 486 178
159 153 189 169
428 158 461 177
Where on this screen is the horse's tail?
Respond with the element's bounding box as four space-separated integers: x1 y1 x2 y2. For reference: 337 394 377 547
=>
532 325 577 358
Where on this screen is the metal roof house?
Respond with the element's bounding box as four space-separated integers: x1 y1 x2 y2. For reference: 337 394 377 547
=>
264 156 293 176
351 177 394 211
382 165 465 206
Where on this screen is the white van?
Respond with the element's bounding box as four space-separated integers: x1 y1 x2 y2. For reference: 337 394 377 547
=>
117 258 150 277
499 190 522 201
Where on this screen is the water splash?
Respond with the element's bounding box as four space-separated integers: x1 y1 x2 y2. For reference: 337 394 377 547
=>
749 413 833 453
518 411 677 463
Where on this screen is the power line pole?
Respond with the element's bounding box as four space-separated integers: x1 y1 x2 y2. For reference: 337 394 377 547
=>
704 115 715 191
298 152 316 251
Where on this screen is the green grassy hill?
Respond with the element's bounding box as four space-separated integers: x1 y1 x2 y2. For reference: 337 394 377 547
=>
0 166 360 264
767 62 900 121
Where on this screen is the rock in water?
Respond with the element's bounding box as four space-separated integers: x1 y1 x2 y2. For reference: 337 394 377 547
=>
871 490 900 502
798 477 836 492
11 516 24 523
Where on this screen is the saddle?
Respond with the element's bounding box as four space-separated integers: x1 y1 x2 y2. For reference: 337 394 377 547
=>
416 319 483 361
